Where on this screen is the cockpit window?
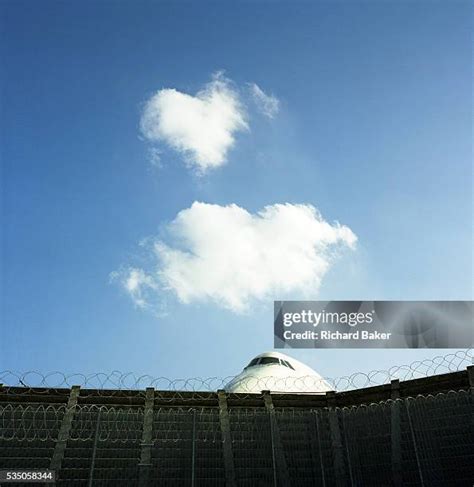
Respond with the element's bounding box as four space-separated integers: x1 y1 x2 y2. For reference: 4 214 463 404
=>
259 357 280 365
245 356 295 370
245 358 260 368
282 360 295 370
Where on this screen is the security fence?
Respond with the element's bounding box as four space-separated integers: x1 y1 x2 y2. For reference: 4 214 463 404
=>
0 389 472 486
0 349 471 398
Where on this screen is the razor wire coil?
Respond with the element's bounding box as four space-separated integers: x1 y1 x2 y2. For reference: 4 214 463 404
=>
0 349 471 400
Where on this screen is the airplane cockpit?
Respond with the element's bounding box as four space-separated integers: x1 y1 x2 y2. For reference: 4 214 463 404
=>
244 356 295 370
225 351 332 394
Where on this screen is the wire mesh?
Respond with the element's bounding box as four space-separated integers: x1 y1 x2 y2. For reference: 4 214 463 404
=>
0 390 472 485
149 407 225 486
228 408 275 486
0 349 473 486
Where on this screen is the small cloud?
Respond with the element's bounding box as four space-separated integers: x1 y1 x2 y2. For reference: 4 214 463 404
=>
147 147 162 168
114 202 357 313
140 72 248 173
249 83 280 119
111 268 157 309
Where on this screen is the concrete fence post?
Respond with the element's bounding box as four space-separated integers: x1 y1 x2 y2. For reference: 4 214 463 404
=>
391 380 402 487
217 390 237 487
50 385 81 480
263 391 290 487
138 387 155 487
326 391 346 487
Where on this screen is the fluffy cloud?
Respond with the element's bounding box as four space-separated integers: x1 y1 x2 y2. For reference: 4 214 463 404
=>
116 202 357 313
249 83 280 119
112 268 158 309
140 73 248 173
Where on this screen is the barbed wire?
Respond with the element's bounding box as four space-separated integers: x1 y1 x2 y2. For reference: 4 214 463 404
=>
0 389 470 443
0 349 471 396
69 405 144 443
0 404 66 441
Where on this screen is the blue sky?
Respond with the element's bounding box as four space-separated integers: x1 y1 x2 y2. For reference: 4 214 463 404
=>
1 0 472 383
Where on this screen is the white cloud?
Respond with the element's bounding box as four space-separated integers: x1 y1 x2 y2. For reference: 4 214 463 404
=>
140 73 248 173
116 202 357 313
147 147 162 168
249 83 280 119
112 268 158 309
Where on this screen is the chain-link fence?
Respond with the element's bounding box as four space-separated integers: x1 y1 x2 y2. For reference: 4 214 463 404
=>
0 389 472 486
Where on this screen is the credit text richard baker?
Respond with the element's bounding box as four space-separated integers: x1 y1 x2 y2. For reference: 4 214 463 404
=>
282 309 392 341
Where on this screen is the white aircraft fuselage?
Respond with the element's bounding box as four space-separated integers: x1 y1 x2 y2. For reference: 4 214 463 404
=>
224 351 332 394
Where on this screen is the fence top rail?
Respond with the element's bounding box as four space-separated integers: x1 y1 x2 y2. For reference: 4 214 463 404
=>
0 388 470 422
0 371 470 410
